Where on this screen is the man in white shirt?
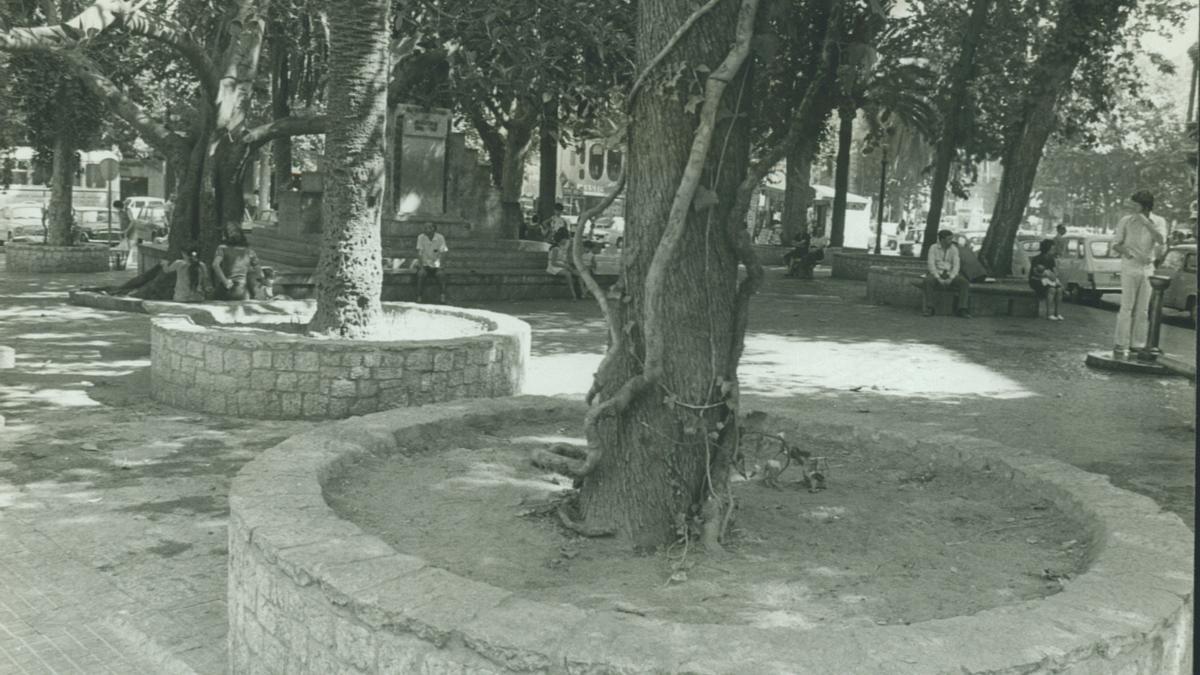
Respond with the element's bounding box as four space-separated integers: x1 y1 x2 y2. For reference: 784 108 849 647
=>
1111 190 1167 359
415 223 448 303
923 229 972 317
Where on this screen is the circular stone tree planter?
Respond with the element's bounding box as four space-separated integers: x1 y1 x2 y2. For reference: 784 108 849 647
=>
228 396 1193 674
4 242 113 273
150 301 528 419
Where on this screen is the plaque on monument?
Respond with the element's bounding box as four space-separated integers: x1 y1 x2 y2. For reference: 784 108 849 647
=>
392 105 451 218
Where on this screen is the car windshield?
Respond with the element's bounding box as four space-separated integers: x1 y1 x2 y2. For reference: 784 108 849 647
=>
1089 241 1119 258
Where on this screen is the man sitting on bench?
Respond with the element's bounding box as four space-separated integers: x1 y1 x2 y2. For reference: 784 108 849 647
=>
923 229 972 318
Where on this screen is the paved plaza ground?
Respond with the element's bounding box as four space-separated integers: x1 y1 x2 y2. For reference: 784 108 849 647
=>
0 256 1194 673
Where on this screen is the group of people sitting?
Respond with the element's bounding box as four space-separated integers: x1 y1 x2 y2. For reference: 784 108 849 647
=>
922 227 1063 320
158 232 278 303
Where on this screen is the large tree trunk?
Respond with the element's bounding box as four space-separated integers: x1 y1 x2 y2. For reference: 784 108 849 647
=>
923 0 991 258
830 103 854 246
537 96 559 225
307 0 388 337
782 138 815 244
980 0 1131 274
499 115 534 239
577 0 755 549
45 135 76 246
979 64 1074 275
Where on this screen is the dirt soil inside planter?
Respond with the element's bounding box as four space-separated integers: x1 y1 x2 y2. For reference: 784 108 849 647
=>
325 416 1091 630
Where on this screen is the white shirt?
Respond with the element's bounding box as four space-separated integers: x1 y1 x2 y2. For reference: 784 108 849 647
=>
927 243 960 279
1113 212 1167 268
416 232 447 267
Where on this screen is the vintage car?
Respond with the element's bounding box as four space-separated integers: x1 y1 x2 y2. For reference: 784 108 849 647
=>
1157 244 1196 325
1053 235 1121 304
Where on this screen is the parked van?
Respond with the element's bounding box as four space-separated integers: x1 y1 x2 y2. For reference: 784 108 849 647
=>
1054 235 1121 304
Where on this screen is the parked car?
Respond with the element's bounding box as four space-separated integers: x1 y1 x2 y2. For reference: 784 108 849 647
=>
590 215 625 249
1054 235 1121 304
1157 244 1196 325
1 205 46 244
74 207 124 245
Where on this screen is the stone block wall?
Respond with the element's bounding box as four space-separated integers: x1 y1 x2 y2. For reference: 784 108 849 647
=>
4 243 112 273
867 266 924 307
150 305 528 419
227 397 1193 674
832 251 925 281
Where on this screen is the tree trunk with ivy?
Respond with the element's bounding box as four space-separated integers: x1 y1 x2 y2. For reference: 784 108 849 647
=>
569 0 758 550
537 97 560 226
44 135 76 246
306 0 388 337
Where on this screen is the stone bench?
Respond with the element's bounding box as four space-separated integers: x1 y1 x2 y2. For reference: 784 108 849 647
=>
867 266 1039 317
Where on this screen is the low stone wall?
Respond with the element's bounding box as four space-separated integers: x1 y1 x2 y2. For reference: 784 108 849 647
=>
228 397 1193 674
833 250 925 281
150 302 528 419
867 266 925 307
4 243 112 273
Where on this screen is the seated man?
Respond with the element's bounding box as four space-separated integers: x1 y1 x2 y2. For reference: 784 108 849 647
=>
923 229 972 318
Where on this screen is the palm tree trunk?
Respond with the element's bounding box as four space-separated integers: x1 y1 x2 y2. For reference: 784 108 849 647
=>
307 0 389 337
830 103 854 246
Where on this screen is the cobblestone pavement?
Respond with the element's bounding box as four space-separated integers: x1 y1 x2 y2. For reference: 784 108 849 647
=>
0 254 1193 673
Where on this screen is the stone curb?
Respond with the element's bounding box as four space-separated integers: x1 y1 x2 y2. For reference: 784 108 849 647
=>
228 397 1193 674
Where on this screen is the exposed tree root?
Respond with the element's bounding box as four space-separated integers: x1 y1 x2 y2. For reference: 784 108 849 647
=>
557 504 616 538
530 447 587 478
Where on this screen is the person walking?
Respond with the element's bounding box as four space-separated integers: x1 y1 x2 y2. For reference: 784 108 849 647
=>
416 222 448 303
1111 190 1167 359
922 229 972 317
115 200 142 269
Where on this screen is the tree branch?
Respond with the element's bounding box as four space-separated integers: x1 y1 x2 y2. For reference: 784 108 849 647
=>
243 113 329 149
0 0 217 95
61 50 187 155
571 170 626 346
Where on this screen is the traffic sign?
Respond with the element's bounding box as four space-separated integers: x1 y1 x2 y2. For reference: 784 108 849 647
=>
98 158 120 182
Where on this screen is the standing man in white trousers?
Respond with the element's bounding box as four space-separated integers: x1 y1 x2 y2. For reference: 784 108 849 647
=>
1111 190 1167 359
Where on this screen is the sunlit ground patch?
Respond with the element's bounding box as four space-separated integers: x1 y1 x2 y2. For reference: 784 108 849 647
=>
0 386 102 408
739 334 1032 400
525 334 1032 401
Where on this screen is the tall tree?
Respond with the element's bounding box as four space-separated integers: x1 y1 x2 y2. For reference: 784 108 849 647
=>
540 0 839 549
394 0 633 238
306 0 389 337
919 0 992 256
979 0 1189 273
0 0 329 261
0 0 106 246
